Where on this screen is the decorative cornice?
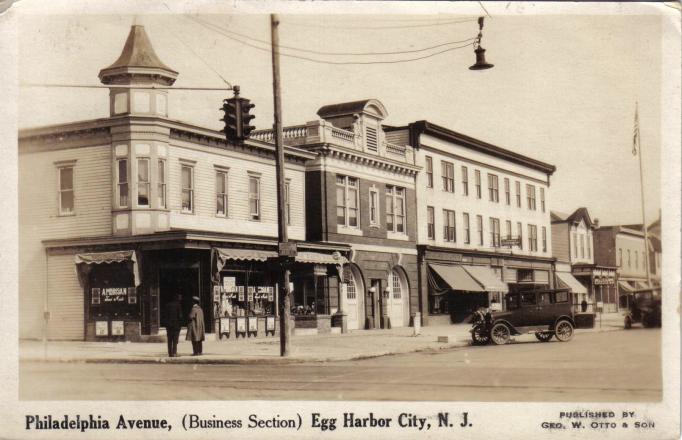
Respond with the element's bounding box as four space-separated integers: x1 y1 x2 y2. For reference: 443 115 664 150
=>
310 144 420 177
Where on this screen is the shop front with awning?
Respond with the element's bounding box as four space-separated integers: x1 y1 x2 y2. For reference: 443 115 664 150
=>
556 271 589 313
427 263 508 323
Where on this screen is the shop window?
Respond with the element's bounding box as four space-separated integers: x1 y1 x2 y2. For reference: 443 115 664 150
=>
117 159 128 208
461 165 469 196
386 185 406 233
216 170 228 217
425 156 433 188
181 165 194 213
336 175 359 228
427 206 435 240
487 173 499 202
441 161 454 192
137 158 150 207
443 209 456 242
475 170 481 198
517 269 533 283
463 212 470 244
57 165 75 215
249 175 261 221
157 159 166 209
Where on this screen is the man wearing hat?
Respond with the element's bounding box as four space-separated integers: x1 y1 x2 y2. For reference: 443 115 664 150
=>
163 293 183 357
186 296 205 355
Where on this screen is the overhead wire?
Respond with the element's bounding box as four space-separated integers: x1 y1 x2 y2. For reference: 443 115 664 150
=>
185 15 476 66
191 16 477 56
279 17 479 30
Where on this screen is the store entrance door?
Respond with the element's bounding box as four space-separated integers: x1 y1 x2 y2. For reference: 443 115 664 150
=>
159 268 199 329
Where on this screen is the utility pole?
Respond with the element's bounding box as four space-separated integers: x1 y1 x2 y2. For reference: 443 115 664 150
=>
636 105 652 287
271 13 295 357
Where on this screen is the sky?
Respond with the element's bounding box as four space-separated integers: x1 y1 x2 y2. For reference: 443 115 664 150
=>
16 3 669 226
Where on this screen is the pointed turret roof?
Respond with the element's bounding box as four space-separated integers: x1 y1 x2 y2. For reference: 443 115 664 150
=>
99 25 178 85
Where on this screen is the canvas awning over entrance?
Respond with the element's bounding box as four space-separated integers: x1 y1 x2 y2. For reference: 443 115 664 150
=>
618 280 635 293
556 272 587 295
428 264 486 292
462 265 509 293
74 250 140 286
295 251 348 265
636 281 650 290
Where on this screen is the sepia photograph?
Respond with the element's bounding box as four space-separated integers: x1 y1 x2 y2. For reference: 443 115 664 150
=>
1 1 680 439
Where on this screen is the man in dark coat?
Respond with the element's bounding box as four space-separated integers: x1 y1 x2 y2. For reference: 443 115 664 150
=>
186 296 205 356
164 293 183 357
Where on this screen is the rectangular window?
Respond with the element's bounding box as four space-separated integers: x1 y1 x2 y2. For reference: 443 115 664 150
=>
427 206 435 240
504 178 510 205
635 251 639 269
477 215 484 245
463 213 470 244
528 224 538 251
627 250 631 268
117 159 128 208
580 235 585 258
425 156 433 188
526 184 537 210
137 158 150 206
489 217 500 247
461 166 469 196
336 175 359 227
181 165 194 213
475 170 481 198
386 186 406 233
369 187 379 226
249 175 261 220
441 161 454 192
505 220 512 239
542 226 547 252
157 159 166 209
517 221 523 249
443 209 456 242
587 236 592 259
572 232 578 258
216 170 228 217
487 174 499 202
540 187 546 212
618 248 623 267
58 166 75 215
285 180 291 225
515 181 521 207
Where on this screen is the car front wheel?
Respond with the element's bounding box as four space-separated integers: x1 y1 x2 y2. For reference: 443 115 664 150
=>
554 320 574 342
490 323 511 345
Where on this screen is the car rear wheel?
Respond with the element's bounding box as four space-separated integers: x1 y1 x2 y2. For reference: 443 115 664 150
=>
535 332 552 342
490 323 510 345
471 324 490 345
554 320 574 342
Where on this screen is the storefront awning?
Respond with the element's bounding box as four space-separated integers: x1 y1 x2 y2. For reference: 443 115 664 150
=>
462 265 508 293
429 264 486 292
215 247 277 262
556 272 587 295
618 280 635 293
636 281 650 290
74 250 140 286
295 251 348 265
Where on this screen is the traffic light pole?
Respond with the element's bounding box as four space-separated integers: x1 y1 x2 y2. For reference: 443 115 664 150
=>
271 13 293 357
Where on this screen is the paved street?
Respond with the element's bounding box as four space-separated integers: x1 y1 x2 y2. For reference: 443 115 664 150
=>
20 329 660 402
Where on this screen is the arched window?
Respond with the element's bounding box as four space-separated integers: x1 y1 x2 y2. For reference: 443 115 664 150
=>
391 269 403 300
346 270 357 300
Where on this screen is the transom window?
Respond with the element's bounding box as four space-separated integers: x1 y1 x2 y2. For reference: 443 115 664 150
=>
216 170 228 217
137 158 150 207
336 175 359 227
386 185 406 233
181 165 194 213
441 161 454 192
58 166 75 215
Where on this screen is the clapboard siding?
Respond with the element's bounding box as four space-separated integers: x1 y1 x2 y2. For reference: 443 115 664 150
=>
167 143 306 240
46 253 84 340
552 223 570 263
384 129 410 147
19 145 111 339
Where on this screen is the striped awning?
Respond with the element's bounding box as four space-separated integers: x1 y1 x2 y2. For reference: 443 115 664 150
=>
429 264 486 292
556 272 587 295
214 248 277 263
74 250 140 286
618 280 635 293
462 265 509 292
295 251 347 265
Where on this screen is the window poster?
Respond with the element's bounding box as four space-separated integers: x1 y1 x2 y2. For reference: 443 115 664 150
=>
91 288 100 305
238 286 245 301
223 276 236 291
95 321 108 336
111 321 124 336
236 316 246 333
127 287 137 304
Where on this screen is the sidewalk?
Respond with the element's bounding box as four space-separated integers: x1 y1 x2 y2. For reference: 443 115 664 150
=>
20 313 624 365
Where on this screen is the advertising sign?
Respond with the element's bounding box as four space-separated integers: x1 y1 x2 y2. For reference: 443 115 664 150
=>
267 286 274 302
127 287 137 304
238 286 245 301
266 316 275 331
248 316 258 332
111 320 124 336
213 285 220 302
101 287 127 303
95 321 108 336
91 288 100 305
223 276 236 291
236 317 246 333
247 286 254 302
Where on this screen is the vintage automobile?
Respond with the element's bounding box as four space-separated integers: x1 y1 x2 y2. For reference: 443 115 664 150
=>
470 289 575 345
623 287 661 329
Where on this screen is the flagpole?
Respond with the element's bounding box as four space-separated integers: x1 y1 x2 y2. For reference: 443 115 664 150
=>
635 103 652 286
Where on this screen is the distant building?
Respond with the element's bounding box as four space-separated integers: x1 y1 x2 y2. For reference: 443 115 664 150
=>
623 215 662 287
384 121 556 324
551 208 617 313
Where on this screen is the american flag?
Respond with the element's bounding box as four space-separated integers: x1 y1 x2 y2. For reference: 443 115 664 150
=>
632 102 640 156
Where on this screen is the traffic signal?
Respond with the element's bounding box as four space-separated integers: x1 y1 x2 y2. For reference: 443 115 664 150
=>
239 98 256 139
221 97 240 142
